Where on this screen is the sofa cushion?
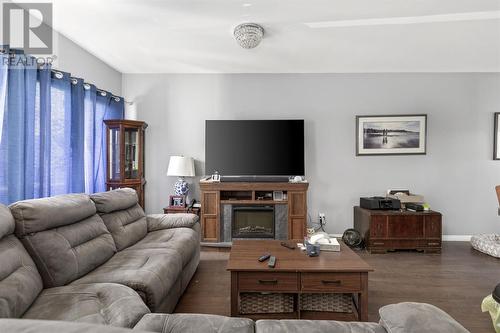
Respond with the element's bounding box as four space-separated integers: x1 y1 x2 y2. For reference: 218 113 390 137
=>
0 235 43 318
10 194 117 287
10 194 97 234
127 225 199 266
22 283 149 328
134 313 255 333
379 302 470 333
91 189 147 251
255 320 386 333
0 319 151 333
71 248 183 311
147 213 199 232
100 204 148 251
0 205 15 239
91 188 139 214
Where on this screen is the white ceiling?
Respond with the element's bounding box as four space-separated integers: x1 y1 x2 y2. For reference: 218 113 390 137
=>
45 0 500 73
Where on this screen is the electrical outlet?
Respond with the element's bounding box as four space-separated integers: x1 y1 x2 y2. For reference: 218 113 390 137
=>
318 213 326 226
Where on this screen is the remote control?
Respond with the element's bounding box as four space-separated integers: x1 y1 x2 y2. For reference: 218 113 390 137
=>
258 253 271 262
268 256 276 268
280 242 295 250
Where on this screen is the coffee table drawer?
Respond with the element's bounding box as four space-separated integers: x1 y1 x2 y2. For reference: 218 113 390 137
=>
301 273 361 292
238 272 299 292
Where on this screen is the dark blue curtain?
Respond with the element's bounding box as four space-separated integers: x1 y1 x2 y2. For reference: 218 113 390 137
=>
0 49 125 204
94 91 124 193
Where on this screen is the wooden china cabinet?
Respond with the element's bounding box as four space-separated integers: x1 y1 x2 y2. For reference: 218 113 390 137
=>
104 120 147 207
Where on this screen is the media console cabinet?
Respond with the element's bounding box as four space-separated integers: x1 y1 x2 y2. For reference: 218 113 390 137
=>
353 206 442 253
199 181 309 242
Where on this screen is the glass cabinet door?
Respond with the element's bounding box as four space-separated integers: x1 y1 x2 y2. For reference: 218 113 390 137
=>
124 127 140 179
108 127 121 181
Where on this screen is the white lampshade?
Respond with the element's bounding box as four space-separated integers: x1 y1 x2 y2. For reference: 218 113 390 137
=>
167 156 195 177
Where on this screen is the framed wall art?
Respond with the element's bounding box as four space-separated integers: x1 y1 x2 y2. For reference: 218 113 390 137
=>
356 114 427 156
494 113 500 160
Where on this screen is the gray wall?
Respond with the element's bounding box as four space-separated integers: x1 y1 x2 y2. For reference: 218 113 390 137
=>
56 34 122 95
122 73 500 237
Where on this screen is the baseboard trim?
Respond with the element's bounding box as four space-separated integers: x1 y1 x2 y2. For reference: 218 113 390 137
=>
442 235 471 241
329 234 471 241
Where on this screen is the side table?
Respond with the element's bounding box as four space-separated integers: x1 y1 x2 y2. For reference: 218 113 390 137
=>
163 206 200 217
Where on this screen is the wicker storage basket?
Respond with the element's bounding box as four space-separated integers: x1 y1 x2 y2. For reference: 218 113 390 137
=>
300 293 353 313
240 293 294 314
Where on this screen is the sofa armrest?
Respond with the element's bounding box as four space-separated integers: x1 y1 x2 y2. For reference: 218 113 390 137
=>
147 213 199 232
379 302 470 333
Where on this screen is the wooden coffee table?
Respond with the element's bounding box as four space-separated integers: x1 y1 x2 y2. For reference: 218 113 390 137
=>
227 240 373 321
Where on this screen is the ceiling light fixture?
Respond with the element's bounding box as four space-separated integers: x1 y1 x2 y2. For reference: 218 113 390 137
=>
234 23 264 49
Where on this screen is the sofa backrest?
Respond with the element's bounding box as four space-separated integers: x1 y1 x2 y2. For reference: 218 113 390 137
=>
0 204 43 318
90 188 147 251
10 194 117 288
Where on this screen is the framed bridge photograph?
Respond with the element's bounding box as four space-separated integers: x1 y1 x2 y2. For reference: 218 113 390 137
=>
356 114 427 156
494 112 500 160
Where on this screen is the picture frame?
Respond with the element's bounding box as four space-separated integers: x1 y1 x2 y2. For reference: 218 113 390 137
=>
356 114 427 156
494 113 500 160
273 191 284 201
169 195 186 208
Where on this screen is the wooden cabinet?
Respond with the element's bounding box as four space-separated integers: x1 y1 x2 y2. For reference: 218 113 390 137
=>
104 120 147 208
354 206 442 253
201 191 219 241
199 182 308 242
288 191 307 240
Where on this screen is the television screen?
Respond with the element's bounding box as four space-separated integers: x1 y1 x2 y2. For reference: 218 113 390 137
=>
205 120 304 176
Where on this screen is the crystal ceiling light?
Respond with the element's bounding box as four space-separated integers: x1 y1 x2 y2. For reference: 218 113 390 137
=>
233 23 264 49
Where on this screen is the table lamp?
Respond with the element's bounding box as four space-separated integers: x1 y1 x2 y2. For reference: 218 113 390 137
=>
167 156 195 196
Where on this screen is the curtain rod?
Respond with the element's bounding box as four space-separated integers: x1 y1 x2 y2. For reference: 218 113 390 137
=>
0 50 134 106
51 69 134 105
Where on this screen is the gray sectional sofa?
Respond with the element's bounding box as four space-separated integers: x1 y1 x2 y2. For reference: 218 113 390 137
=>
0 302 470 333
0 188 200 327
0 188 470 332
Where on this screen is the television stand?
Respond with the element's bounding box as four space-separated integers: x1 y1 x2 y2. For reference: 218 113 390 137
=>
199 181 309 242
220 176 290 182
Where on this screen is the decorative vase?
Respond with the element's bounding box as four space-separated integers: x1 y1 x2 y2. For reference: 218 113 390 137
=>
174 177 189 196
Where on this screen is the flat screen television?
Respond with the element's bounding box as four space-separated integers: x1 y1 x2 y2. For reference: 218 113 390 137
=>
205 120 304 178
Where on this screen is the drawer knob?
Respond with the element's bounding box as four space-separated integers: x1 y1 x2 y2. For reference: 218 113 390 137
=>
373 242 384 245
428 242 440 246
258 279 278 285
321 280 341 285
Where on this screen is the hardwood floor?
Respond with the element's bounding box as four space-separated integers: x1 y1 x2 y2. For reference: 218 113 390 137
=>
174 242 499 333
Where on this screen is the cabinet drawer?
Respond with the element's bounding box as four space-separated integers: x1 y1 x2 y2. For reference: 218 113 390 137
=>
301 273 361 292
370 216 387 238
370 240 388 247
421 240 441 248
424 215 442 238
387 215 424 238
238 272 298 292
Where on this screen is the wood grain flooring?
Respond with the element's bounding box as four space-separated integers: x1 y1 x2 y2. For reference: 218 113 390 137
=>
174 242 499 333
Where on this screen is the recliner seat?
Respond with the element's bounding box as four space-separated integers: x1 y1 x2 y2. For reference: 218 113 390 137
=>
0 204 149 327
7 188 201 313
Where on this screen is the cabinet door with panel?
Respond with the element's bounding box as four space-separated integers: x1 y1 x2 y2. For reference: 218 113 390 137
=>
388 215 424 239
369 216 387 238
424 214 442 239
201 191 219 241
288 191 307 240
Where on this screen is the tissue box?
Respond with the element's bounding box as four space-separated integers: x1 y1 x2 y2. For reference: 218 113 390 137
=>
317 238 340 252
